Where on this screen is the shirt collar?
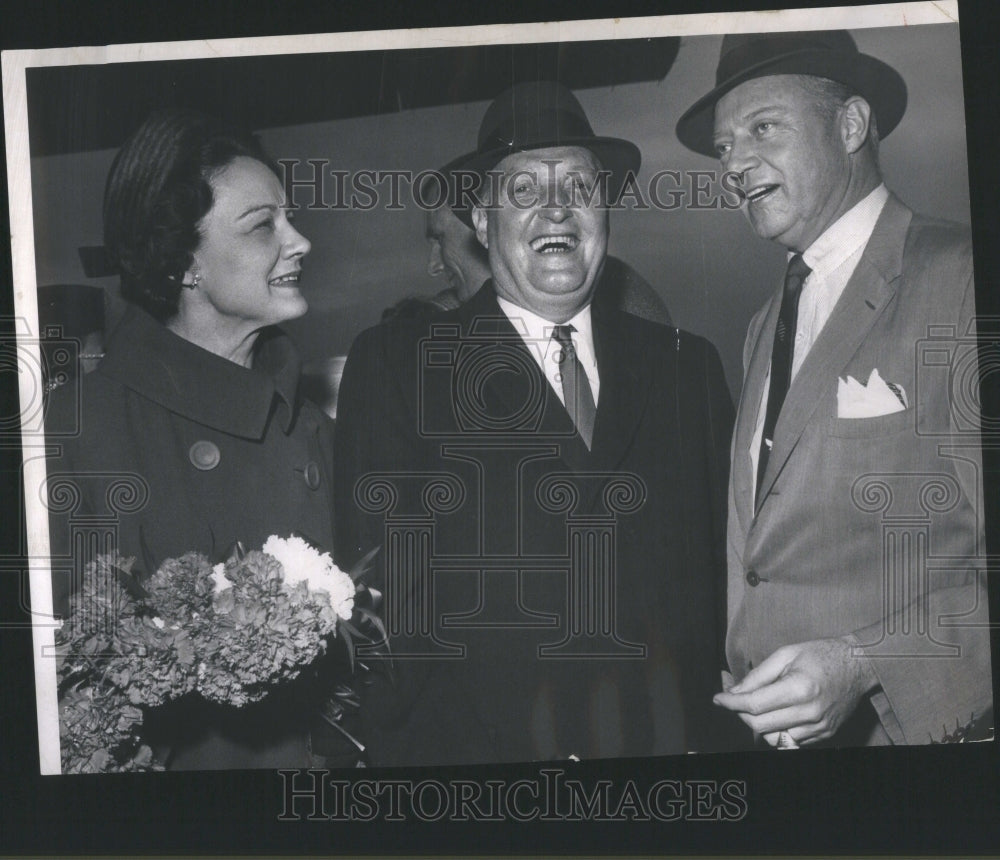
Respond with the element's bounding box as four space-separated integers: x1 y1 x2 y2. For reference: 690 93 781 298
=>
800 183 890 277
98 305 301 440
495 294 594 349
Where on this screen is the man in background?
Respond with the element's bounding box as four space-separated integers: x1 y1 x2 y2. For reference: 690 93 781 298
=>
37 283 105 394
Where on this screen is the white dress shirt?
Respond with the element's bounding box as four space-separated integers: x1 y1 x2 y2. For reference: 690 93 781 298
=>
750 184 890 503
496 295 600 407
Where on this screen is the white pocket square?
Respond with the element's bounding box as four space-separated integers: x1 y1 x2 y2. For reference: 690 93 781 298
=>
837 368 908 418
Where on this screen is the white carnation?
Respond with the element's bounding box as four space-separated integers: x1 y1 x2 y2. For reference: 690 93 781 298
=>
262 535 355 621
209 563 230 593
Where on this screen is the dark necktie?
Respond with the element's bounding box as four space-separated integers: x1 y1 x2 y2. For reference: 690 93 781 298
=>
756 253 811 502
552 324 596 449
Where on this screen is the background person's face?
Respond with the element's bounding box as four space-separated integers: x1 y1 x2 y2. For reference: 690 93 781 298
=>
474 146 608 323
425 206 490 302
713 75 853 252
187 156 311 329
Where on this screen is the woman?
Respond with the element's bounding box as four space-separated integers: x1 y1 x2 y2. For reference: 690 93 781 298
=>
47 110 339 769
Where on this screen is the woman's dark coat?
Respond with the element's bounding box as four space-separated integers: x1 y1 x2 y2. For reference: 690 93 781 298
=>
46 305 337 770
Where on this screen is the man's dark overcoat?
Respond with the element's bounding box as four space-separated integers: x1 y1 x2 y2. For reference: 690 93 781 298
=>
335 282 740 765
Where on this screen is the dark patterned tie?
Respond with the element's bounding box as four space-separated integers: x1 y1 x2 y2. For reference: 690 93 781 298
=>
756 254 811 502
552 324 596 450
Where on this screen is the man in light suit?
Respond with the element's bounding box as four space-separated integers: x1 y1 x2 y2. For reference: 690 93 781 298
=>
336 81 739 764
676 30 992 747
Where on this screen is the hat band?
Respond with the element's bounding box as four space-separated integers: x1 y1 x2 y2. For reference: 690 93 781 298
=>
716 36 855 84
479 109 596 155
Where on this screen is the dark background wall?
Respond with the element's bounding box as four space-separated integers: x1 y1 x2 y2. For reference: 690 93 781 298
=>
28 22 969 399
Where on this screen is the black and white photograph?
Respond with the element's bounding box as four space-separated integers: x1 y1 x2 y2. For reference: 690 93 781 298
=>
1 0 998 854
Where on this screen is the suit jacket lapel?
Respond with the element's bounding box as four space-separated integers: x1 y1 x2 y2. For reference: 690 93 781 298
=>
756 195 912 507
733 290 782 531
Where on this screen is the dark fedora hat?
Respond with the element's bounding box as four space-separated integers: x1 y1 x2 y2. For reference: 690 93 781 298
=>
676 30 907 158
446 80 641 226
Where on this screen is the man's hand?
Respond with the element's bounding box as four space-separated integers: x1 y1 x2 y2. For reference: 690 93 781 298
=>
713 637 879 746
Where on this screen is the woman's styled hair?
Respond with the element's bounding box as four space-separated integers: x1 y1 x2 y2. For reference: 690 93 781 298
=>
103 110 278 321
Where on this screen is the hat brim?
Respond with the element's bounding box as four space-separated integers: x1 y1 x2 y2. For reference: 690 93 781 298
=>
676 49 907 158
444 137 641 228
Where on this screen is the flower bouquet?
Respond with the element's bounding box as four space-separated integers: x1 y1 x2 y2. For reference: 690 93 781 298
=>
56 536 383 773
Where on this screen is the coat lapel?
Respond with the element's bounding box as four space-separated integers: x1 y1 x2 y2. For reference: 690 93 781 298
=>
455 284 582 449
453 285 651 476
756 195 912 508
588 305 653 473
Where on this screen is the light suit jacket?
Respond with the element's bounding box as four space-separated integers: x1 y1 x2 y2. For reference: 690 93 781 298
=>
726 194 992 745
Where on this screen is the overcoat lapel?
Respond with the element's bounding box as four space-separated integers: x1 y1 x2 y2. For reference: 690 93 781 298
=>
452 285 653 483
588 305 654 474
755 195 912 509
455 284 584 455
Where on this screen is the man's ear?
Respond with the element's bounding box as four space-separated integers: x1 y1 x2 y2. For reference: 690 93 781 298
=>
841 96 872 154
471 207 489 250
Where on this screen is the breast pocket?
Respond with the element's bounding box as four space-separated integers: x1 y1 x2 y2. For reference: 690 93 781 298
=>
825 408 915 439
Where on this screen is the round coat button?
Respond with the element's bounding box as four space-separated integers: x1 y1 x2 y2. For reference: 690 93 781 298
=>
189 440 221 471
745 570 760 587
303 461 321 490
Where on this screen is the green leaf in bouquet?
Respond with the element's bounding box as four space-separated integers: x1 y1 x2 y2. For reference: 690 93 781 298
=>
57 666 89 699
218 539 247 565
333 683 361 709
137 524 159 582
112 561 149 602
348 546 381 584
339 618 363 642
353 606 388 645
319 706 366 753
339 624 355 673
